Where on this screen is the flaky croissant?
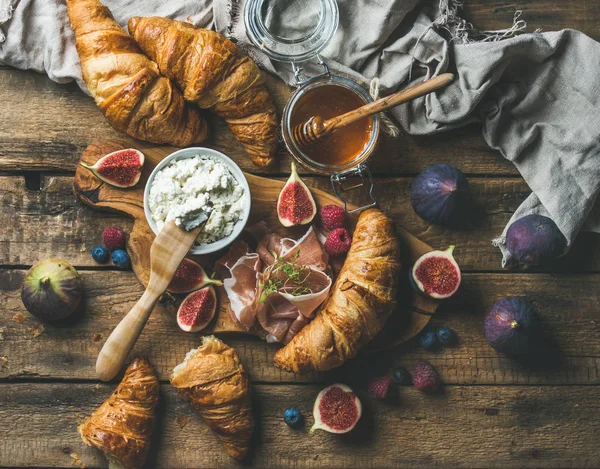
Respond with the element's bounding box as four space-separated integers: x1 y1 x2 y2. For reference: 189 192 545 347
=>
66 0 208 146
128 16 278 167
274 209 401 373
78 358 159 469
171 336 253 460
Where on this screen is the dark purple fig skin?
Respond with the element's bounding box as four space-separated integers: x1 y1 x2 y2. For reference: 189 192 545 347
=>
21 259 83 321
410 164 470 226
484 297 540 354
506 214 566 266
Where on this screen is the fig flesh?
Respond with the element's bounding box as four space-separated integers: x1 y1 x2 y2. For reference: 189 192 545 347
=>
277 161 317 227
311 384 362 434
176 286 217 333
410 164 470 226
506 214 566 266
484 297 541 354
167 258 222 294
80 148 144 188
411 246 461 299
21 258 83 321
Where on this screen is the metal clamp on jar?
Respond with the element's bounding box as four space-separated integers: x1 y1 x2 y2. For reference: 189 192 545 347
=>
245 0 379 213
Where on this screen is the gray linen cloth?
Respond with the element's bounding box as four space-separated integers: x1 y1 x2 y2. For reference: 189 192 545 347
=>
1 0 599 267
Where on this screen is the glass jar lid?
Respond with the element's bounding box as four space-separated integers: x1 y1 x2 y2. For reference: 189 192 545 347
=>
244 0 339 63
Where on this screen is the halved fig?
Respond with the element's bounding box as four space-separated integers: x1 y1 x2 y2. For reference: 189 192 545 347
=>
410 245 461 300
167 258 222 294
311 384 362 434
277 161 317 227
176 286 217 333
80 148 144 188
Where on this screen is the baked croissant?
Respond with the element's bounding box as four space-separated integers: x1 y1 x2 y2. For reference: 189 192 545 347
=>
128 16 278 167
66 0 208 146
171 336 253 460
78 358 159 469
274 209 401 373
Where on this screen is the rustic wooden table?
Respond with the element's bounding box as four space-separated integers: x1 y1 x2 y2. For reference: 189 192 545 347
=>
1 2 600 468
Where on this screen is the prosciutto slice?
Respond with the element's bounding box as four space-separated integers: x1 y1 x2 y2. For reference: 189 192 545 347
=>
215 225 332 343
215 240 262 328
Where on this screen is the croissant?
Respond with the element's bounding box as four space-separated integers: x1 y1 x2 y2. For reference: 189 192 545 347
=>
128 16 278 167
78 358 159 469
66 0 208 146
171 336 253 460
273 209 401 373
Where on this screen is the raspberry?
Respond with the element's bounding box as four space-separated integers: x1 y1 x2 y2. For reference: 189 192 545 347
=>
324 228 351 256
320 205 346 230
412 360 441 393
368 376 393 400
102 227 126 252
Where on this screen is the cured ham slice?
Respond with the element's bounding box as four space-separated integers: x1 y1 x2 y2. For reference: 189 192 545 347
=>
215 225 332 342
215 240 262 328
256 264 332 343
256 226 329 271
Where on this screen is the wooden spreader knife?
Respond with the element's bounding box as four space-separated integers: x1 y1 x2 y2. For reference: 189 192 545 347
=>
96 217 206 381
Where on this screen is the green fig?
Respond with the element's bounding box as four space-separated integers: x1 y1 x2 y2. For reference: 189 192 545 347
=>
21 259 83 321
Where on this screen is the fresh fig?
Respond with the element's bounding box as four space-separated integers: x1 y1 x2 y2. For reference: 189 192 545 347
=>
410 164 470 226
505 214 566 266
277 161 317 227
21 259 83 321
176 286 217 333
80 148 144 188
311 384 362 434
167 258 222 294
410 246 461 299
484 297 541 355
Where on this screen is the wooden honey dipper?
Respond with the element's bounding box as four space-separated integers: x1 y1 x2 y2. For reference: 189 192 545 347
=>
292 73 455 149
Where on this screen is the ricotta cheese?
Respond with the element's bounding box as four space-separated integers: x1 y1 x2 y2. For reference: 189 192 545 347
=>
148 155 247 244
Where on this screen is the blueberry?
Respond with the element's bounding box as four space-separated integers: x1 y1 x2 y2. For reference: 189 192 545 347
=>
91 245 109 264
391 367 411 385
283 407 302 428
418 331 438 350
111 249 131 269
436 327 457 346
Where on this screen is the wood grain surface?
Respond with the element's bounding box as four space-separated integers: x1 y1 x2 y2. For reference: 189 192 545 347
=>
1 2 600 468
1 269 599 385
1 383 599 468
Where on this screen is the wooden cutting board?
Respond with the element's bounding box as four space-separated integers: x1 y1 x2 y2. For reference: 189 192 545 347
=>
73 138 439 350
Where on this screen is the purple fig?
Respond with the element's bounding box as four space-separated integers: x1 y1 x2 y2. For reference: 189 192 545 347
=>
505 214 566 266
277 161 317 227
176 286 217 333
410 246 461 299
80 148 144 188
167 258 222 294
311 384 362 434
410 164 470 226
484 297 541 354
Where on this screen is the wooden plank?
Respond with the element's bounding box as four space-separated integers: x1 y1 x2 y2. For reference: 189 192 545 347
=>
1 269 599 384
1 382 599 468
465 1 600 41
0 68 513 176
2 175 600 272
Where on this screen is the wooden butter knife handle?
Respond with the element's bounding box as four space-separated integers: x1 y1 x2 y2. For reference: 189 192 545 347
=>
95 288 160 381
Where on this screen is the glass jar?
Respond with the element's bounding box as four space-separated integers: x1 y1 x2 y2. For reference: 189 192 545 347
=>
245 0 379 212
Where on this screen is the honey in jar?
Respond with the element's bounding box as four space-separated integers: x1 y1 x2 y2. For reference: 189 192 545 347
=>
289 84 373 167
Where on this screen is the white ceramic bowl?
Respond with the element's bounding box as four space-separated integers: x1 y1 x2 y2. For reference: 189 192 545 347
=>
143 147 251 255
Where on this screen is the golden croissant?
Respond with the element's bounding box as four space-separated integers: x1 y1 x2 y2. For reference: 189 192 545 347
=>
171 336 253 460
274 209 401 373
78 358 159 469
128 16 278 167
66 0 208 146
